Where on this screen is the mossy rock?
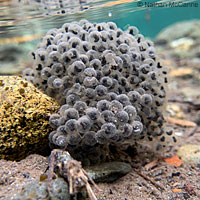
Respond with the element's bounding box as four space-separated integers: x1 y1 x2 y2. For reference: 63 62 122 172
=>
0 76 60 160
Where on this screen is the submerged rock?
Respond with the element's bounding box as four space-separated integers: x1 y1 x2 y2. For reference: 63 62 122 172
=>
86 161 132 183
0 76 60 160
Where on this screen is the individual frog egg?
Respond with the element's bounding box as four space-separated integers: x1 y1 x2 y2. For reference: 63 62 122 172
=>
57 42 68 54
68 23 81 35
89 59 101 70
135 87 146 95
118 76 129 88
100 76 113 88
48 131 57 144
64 108 79 120
124 105 137 120
131 121 143 137
52 78 63 89
65 119 78 133
41 67 51 80
101 110 116 123
95 130 108 144
61 48 79 64
107 22 117 30
129 51 141 62
35 49 48 62
80 41 92 53
140 94 153 106
61 76 71 89
85 107 100 121
67 133 81 146
68 37 82 49
96 22 108 31
81 131 97 146
48 51 61 63
66 93 79 105
107 30 116 41
119 123 133 138
83 77 98 88
97 100 110 112
127 26 139 36
95 85 108 97
73 101 87 113
127 75 140 86
62 32 74 42
116 28 124 38
116 111 129 124
101 123 116 138
118 43 129 54
46 44 58 53
71 60 86 74
58 116 66 126
79 54 89 65
88 31 102 43
128 91 141 103
84 88 97 99
54 135 68 148
54 33 63 43
86 50 99 61
78 29 88 41
49 114 60 128
83 68 97 77
100 30 108 42
82 22 94 31
140 80 152 91
139 64 152 74
61 23 70 32
57 125 67 135
107 92 117 101
77 116 91 133
70 83 83 95
116 94 130 106
50 63 64 76
143 58 155 67
59 104 70 116
138 41 149 51
110 100 123 113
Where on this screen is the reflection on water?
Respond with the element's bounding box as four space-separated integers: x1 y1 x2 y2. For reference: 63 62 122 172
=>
0 0 200 74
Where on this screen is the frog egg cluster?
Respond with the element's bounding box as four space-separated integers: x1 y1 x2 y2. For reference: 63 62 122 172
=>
23 20 175 165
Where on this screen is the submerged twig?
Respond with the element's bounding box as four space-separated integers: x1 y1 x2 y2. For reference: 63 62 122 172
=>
132 168 165 191
187 126 198 137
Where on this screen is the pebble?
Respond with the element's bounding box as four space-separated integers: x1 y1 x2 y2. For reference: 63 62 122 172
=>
177 144 200 164
0 76 60 160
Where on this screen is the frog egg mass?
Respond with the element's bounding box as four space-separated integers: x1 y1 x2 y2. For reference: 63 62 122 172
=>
23 20 175 165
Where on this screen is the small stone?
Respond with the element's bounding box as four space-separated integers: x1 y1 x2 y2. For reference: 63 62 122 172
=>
0 76 60 160
85 161 132 183
177 144 200 164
